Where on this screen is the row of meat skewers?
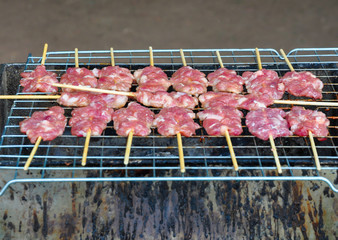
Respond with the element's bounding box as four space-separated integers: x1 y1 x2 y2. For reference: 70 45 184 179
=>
2 45 335 174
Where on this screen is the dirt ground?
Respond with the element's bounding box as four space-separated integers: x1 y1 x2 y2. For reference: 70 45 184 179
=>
0 0 337 63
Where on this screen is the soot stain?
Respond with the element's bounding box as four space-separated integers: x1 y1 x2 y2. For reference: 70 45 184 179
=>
59 213 76 239
33 210 40 232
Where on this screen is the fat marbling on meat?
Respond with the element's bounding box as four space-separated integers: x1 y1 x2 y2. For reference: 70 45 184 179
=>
281 71 323 99
97 66 134 92
245 108 292 140
20 65 59 93
197 106 243 136
112 102 155 136
69 102 114 137
19 106 67 143
286 106 329 140
207 68 244 93
153 107 200 137
242 69 285 100
170 66 208 96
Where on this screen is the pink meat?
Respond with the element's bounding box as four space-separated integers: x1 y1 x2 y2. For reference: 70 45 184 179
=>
88 93 128 109
207 68 244 93
66 67 96 77
57 92 92 107
281 71 323 99
239 94 275 111
20 65 58 93
245 108 292 140
286 106 329 140
112 102 155 136
134 66 171 92
69 103 114 137
60 67 98 93
242 69 285 99
97 66 134 91
169 92 199 109
136 91 198 109
19 106 67 143
153 107 200 137
57 92 128 109
199 92 274 111
170 66 209 96
197 106 243 136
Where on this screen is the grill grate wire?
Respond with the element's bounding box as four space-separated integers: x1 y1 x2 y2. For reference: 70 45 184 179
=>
0 48 337 196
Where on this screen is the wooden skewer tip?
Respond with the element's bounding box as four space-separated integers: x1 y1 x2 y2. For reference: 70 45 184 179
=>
269 134 282 174
110 47 115 67
82 129 91 166
216 50 224 68
24 136 42 170
280 49 295 72
149 46 154 67
41 43 48 65
308 131 321 171
124 129 134 166
255 47 262 70
75 48 79 68
177 132 185 173
180 49 187 67
224 129 238 171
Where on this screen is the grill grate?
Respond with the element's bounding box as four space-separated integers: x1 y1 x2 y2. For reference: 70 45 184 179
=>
0 48 337 196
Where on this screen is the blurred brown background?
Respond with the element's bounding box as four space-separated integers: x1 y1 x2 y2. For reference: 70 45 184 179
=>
0 0 337 62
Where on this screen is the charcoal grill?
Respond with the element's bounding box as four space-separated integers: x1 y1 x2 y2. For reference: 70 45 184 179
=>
0 48 337 196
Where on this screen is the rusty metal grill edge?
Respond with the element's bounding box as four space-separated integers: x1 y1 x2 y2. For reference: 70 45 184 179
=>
0 48 337 196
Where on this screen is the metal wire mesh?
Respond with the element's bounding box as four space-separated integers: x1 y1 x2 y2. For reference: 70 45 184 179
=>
0 48 337 195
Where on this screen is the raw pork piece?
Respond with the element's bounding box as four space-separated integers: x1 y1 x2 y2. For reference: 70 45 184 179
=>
20 65 58 93
242 69 285 100
286 106 329 140
245 108 292 140
281 71 323 99
197 106 243 136
19 106 67 143
112 102 155 136
153 107 200 137
170 66 208 96
207 68 244 93
69 103 114 137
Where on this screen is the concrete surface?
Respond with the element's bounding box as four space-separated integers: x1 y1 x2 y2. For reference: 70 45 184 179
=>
0 0 337 63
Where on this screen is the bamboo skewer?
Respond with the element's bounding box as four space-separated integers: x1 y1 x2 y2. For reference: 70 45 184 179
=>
255 48 263 70
41 43 48 65
124 129 134 166
75 48 79 68
82 129 91 166
110 47 115 67
269 135 282 174
52 83 136 97
308 131 321 171
149 46 154 67
215 50 224 68
273 100 338 107
180 49 187 67
279 49 295 72
24 44 49 170
0 95 61 99
216 50 239 171
224 130 238 171
24 136 42 170
177 132 185 173
176 49 188 173
256 48 282 174
280 49 321 171
1 93 337 106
